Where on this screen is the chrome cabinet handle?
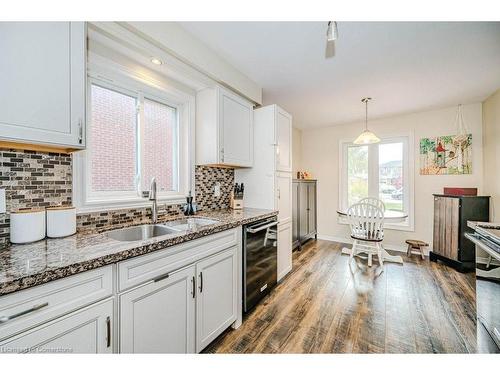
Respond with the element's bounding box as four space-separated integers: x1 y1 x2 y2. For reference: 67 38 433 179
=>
191 276 196 298
247 221 279 233
78 118 83 144
0 302 49 325
199 272 203 293
106 316 111 348
153 272 170 283
220 147 225 163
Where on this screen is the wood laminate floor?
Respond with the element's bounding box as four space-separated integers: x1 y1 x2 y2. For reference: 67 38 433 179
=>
204 240 477 354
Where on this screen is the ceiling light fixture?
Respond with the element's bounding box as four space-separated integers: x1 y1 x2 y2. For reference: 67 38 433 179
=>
150 57 163 65
353 98 381 145
326 21 338 42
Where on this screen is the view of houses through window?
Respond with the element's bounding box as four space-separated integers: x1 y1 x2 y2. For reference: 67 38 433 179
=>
345 139 405 213
378 142 403 211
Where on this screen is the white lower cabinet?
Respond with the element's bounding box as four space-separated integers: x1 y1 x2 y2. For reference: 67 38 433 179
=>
0 229 241 354
196 246 237 352
0 299 113 354
119 265 196 353
119 245 238 353
276 172 292 223
277 221 293 281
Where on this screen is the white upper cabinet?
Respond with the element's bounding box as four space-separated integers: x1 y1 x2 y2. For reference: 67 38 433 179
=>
276 108 293 172
235 104 293 212
196 85 254 167
0 22 86 149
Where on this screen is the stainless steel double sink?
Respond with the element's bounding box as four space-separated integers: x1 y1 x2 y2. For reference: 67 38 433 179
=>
106 217 221 242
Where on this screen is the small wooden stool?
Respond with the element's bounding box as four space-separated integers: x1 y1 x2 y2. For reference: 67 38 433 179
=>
405 240 428 259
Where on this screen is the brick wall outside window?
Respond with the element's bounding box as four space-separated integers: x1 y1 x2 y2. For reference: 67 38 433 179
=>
141 98 176 192
90 85 176 194
90 84 137 192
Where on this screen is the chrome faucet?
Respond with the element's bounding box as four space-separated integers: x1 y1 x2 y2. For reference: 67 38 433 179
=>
149 177 158 224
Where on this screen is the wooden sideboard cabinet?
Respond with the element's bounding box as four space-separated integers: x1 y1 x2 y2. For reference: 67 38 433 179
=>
430 194 489 272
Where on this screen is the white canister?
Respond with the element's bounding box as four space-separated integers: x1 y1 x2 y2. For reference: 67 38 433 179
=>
46 206 77 238
10 208 46 244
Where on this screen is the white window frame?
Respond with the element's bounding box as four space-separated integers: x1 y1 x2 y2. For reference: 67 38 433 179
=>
338 133 415 231
74 59 195 213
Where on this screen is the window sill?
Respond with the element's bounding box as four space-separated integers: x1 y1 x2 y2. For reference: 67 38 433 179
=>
76 196 186 215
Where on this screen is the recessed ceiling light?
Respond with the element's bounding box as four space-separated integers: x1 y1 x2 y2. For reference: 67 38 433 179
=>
150 58 163 65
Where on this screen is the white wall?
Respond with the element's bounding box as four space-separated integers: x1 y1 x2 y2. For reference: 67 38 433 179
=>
292 127 302 176
483 90 500 222
301 103 484 251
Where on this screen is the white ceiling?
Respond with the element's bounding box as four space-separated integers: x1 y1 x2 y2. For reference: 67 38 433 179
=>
178 22 500 129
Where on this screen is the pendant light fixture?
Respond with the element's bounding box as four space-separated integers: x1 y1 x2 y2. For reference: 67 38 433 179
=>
326 21 338 42
353 97 380 145
325 21 338 59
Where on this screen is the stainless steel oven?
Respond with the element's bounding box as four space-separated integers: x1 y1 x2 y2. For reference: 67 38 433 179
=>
466 224 500 353
243 216 278 313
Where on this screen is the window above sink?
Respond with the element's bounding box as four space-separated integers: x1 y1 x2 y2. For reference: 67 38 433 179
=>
73 52 195 213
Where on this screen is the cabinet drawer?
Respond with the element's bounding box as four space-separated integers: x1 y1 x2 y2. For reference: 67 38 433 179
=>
0 266 113 341
0 298 114 353
118 229 238 292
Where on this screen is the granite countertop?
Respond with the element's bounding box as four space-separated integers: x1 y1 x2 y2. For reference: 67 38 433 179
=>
0 208 278 296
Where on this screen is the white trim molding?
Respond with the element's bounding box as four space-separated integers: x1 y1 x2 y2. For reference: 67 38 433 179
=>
73 39 195 213
338 131 415 232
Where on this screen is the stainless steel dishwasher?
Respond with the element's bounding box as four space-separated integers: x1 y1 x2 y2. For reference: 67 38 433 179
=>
243 216 279 313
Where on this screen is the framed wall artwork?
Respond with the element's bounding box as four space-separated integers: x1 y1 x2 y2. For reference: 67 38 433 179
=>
420 134 472 175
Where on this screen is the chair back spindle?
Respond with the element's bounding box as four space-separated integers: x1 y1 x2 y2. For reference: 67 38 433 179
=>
359 197 386 213
347 203 385 241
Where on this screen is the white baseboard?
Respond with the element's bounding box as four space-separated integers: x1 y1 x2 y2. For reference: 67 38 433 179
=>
317 234 415 254
277 265 292 282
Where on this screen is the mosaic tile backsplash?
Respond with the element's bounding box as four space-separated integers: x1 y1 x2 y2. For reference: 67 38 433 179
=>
0 149 72 246
195 165 234 211
0 148 234 247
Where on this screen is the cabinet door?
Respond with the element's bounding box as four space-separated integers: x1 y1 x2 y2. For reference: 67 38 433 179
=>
307 183 317 236
433 196 459 260
119 265 196 353
0 22 85 148
0 299 113 354
219 87 253 167
196 247 237 352
298 183 309 239
276 107 292 172
292 181 299 246
276 172 292 224
277 221 293 281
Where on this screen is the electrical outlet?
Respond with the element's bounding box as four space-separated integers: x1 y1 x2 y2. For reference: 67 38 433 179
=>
0 189 5 214
214 182 221 197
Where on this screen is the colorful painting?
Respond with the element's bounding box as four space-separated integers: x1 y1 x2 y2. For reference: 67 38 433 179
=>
419 134 472 175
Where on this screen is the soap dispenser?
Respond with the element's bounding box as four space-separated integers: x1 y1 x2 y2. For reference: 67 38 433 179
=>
183 191 196 216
